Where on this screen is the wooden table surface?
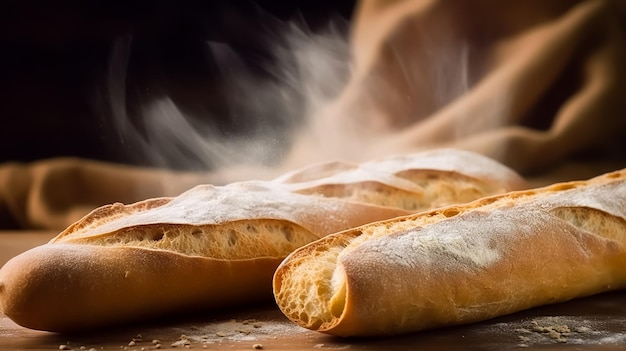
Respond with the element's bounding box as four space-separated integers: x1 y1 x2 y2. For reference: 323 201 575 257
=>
1 231 625 351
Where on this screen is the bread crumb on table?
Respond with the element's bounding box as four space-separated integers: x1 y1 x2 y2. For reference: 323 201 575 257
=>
512 317 601 346
171 335 192 348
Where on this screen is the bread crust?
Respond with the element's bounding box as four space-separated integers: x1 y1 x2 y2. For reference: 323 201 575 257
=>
0 149 525 332
273 169 626 337
277 148 527 211
0 244 280 332
0 184 407 332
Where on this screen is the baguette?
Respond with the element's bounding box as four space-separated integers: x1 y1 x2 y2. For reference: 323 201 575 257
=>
273 169 626 337
276 148 527 211
0 149 525 332
0 182 408 333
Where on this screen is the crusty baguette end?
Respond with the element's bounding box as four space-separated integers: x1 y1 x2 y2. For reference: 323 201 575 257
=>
0 243 283 332
273 169 626 336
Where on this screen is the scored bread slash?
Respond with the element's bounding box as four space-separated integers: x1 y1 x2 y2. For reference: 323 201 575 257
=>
272 168 626 337
276 148 527 211
0 149 526 332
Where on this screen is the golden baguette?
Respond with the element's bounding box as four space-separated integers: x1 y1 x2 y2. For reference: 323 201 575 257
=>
276 148 527 211
0 149 525 332
273 169 626 337
0 182 409 332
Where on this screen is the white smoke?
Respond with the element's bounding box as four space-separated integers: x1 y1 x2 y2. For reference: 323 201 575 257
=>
99 8 506 181
102 13 352 177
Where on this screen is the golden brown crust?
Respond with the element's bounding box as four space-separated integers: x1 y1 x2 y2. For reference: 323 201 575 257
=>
277 149 528 211
0 244 280 332
54 197 172 241
0 184 407 332
273 169 626 337
275 149 528 212
0 148 526 332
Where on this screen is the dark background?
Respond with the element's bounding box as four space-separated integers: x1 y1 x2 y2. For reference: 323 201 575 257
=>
0 0 355 169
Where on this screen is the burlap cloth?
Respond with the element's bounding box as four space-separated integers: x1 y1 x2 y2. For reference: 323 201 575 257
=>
1 0 625 230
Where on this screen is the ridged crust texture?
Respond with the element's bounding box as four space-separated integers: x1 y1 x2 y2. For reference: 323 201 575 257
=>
0 183 408 332
0 148 526 332
275 148 527 211
273 169 626 337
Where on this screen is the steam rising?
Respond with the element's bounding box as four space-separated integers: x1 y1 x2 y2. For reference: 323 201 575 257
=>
103 16 352 177
100 11 498 181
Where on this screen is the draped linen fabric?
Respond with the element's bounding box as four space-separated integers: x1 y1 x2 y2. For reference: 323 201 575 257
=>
290 0 626 173
1 0 625 230
0 158 216 230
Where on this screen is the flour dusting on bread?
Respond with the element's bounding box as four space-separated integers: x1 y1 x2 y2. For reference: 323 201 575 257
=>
273 169 626 336
50 181 409 260
279 148 527 211
0 148 530 332
50 149 527 261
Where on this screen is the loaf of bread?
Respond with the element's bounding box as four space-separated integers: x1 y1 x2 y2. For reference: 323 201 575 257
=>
276 148 527 211
273 169 626 337
0 149 525 332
